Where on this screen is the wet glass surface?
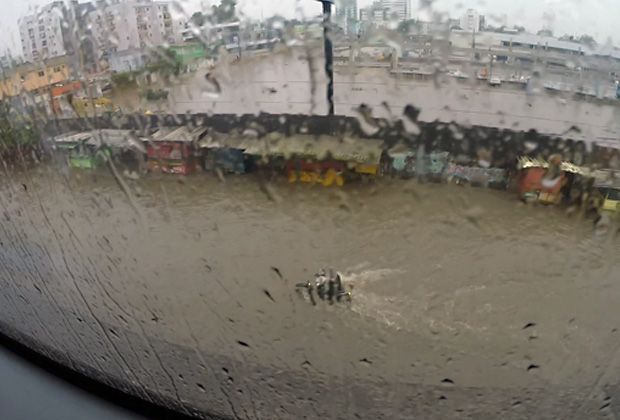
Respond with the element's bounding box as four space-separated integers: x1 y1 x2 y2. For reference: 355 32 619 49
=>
1 0 620 418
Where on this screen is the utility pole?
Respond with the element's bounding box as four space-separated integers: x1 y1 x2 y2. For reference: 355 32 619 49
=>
471 27 476 62
316 0 334 115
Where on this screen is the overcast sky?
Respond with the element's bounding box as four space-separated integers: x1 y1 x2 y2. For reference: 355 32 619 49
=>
1 0 617 55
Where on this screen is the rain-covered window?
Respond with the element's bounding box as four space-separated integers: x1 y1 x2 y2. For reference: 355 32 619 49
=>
0 0 619 418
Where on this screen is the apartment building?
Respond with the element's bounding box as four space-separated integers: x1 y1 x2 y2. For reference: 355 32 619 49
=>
89 0 183 58
18 2 68 62
381 0 408 22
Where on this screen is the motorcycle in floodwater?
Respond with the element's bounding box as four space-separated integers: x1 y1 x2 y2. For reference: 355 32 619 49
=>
295 269 352 305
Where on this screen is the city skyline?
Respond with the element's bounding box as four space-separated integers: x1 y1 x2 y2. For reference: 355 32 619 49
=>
1 0 618 56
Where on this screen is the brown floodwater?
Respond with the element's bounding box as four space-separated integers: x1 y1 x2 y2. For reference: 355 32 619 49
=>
113 48 620 145
1 162 619 418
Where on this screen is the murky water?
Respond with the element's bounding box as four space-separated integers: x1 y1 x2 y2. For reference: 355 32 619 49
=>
118 48 620 144
1 161 619 417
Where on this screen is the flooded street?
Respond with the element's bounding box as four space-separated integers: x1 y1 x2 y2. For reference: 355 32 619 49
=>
3 0 620 417
116 48 620 145
1 162 619 418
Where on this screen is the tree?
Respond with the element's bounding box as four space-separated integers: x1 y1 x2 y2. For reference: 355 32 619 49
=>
147 47 181 77
577 34 597 48
559 34 575 42
397 19 421 35
537 29 553 37
190 12 206 28
0 100 39 158
189 1 236 27
211 0 237 24
397 19 411 34
111 71 138 88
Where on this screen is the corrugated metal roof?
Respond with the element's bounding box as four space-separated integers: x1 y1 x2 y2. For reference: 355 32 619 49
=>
492 32 589 53
198 133 253 150
92 129 144 151
53 132 93 144
54 130 146 152
452 30 596 55
518 156 586 174
592 46 620 59
149 126 207 143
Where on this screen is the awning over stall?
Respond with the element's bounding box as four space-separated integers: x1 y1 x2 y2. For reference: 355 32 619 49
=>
518 156 586 175
243 135 384 164
53 132 93 147
198 132 253 150
148 126 208 143
90 129 144 151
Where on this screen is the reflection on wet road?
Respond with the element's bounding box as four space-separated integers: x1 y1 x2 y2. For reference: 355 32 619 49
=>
1 165 619 418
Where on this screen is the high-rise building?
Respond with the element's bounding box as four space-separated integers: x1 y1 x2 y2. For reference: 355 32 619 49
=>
18 1 112 72
335 0 358 35
89 0 184 58
460 9 482 33
69 1 98 71
381 0 408 22
0 53 16 69
18 2 69 62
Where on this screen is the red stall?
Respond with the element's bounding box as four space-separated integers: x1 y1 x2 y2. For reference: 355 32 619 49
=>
143 127 207 175
517 156 584 204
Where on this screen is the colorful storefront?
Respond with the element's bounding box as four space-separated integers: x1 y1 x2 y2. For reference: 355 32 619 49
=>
53 130 145 171
200 134 251 174
286 159 346 187
243 135 384 186
389 152 415 176
143 127 206 175
52 132 106 169
68 142 110 169
388 148 449 180
595 184 620 213
445 164 507 188
517 156 586 204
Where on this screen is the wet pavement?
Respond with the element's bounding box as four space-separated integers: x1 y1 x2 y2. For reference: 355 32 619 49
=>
1 162 619 418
